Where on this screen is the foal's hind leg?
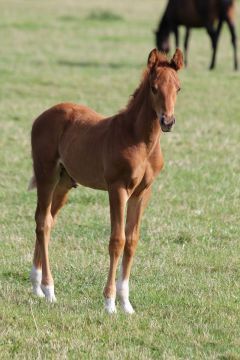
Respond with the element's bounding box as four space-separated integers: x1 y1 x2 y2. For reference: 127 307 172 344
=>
31 228 45 297
51 167 74 223
117 187 151 314
31 165 60 302
31 167 73 299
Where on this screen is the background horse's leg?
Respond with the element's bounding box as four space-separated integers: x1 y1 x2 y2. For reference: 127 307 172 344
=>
184 28 190 67
209 20 223 70
104 184 128 314
225 17 238 70
173 26 179 48
117 187 152 314
207 24 219 70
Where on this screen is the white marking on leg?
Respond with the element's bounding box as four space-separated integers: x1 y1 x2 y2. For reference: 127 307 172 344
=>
41 284 56 303
104 297 117 314
117 267 135 314
30 266 44 298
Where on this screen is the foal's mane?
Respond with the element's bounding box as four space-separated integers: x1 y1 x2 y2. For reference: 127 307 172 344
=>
127 68 150 108
125 52 170 112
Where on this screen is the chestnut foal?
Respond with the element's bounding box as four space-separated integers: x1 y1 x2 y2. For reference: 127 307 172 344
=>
29 49 183 314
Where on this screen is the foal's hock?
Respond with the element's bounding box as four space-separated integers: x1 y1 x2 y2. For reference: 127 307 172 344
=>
29 49 183 314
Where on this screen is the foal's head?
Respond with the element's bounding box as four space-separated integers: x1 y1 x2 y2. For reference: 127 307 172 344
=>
147 48 183 132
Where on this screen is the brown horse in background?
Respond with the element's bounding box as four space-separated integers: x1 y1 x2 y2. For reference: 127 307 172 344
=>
156 0 238 70
29 49 183 314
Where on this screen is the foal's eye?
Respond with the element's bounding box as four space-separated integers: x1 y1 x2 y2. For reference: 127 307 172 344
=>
151 85 158 95
177 87 181 93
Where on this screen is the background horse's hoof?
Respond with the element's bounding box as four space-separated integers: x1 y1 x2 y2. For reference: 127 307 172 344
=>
41 284 57 303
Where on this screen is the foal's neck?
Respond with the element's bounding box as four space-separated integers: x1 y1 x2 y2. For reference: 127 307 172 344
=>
124 71 160 149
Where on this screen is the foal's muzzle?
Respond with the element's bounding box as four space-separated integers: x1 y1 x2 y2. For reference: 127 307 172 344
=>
160 114 176 132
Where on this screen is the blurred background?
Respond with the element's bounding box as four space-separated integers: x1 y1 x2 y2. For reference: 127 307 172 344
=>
1 0 239 114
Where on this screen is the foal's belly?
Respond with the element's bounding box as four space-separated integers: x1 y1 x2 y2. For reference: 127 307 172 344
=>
59 140 108 191
61 158 108 191
65 161 108 191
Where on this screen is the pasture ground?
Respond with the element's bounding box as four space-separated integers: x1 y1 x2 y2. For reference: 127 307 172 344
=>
0 0 240 359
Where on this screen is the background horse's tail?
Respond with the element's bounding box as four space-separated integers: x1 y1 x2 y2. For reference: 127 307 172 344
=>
28 175 37 191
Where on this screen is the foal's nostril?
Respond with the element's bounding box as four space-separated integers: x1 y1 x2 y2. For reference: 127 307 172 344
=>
160 115 165 126
160 114 175 131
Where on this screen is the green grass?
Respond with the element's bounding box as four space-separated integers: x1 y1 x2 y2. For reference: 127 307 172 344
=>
0 0 240 358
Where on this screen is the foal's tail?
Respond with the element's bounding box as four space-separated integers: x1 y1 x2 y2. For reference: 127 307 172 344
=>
28 175 37 191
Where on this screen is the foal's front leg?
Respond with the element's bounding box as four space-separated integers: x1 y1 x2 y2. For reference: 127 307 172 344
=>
104 184 128 314
117 187 151 314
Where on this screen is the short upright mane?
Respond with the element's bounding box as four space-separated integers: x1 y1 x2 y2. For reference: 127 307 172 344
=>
126 68 150 111
125 53 171 112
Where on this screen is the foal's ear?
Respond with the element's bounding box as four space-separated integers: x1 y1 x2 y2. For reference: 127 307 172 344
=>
147 48 159 70
170 48 184 71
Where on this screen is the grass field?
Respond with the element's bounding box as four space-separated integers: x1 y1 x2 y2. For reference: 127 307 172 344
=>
1 0 240 358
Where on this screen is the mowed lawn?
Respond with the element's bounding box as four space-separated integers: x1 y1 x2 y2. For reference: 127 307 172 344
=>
0 0 240 358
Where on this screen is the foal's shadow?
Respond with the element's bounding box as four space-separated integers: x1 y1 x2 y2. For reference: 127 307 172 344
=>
58 60 142 69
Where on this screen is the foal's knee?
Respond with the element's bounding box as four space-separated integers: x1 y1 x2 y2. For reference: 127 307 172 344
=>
124 237 138 258
35 213 53 238
109 236 125 257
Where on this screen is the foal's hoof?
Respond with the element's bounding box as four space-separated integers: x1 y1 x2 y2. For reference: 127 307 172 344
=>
41 284 57 303
105 298 117 314
121 301 135 314
30 266 45 298
32 286 45 298
118 299 135 314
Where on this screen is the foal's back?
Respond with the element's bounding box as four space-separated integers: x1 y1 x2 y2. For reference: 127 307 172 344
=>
32 103 110 190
